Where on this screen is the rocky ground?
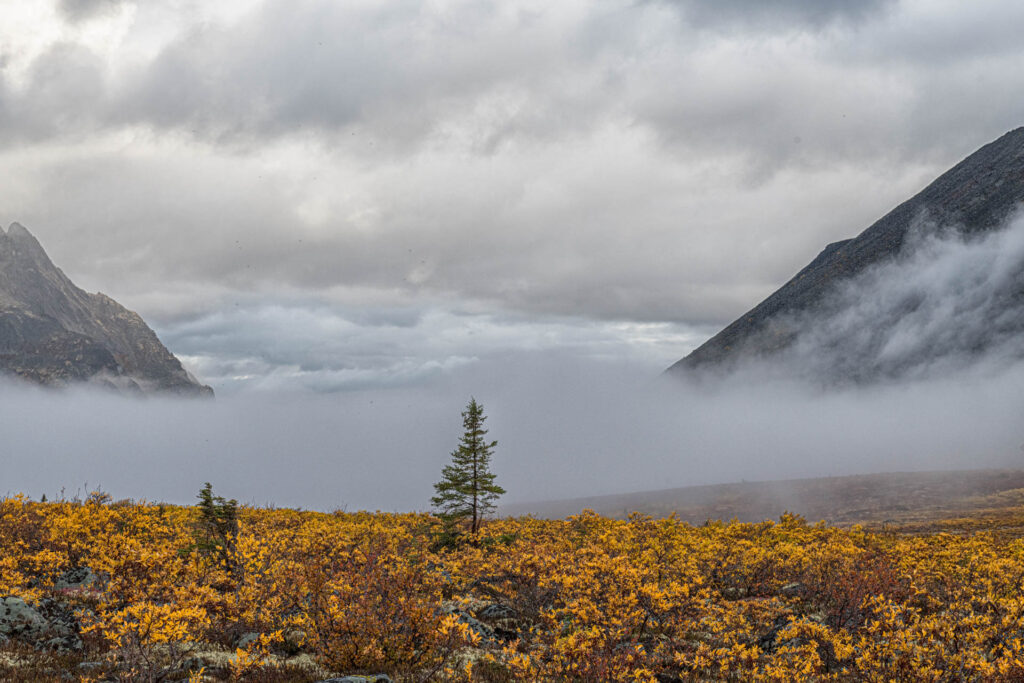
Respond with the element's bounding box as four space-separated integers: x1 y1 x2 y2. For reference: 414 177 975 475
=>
0 563 520 682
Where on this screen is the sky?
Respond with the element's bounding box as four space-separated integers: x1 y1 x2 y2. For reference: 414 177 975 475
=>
2 0 1024 510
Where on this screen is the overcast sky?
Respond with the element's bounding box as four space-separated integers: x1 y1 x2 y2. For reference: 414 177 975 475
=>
3 1 1024 509
2 0 1023 393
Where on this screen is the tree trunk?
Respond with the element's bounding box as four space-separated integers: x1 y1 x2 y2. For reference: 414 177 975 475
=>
472 454 479 534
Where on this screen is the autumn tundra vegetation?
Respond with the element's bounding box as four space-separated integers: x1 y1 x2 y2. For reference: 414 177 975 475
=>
4 404 1024 681
7 489 1024 681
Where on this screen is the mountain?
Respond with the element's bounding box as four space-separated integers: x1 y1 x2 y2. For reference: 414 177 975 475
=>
0 223 212 396
667 127 1024 379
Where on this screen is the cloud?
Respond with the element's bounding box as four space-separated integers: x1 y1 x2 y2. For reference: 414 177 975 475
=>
83 0 1021 171
111 1 614 148
57 0 127 23
788 212 1024 382
683 210 1024 388
6 0 1021 167
2 0 1024 516
1 0 1024 395
20 42 106 137
0 131 934 332
657 0 897 32
155 298 704 394
3 346 1023 512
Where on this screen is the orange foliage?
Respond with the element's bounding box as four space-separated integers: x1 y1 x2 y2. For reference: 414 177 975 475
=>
4 494 1024 681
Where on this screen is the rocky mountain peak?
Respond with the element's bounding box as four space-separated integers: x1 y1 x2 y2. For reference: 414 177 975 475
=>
3 222 49 256
0 223 212 396
7 221 33 237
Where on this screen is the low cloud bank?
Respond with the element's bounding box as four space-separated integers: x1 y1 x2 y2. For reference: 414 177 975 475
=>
3 353 1022 512
772 210 1024 383
5 213 1024 512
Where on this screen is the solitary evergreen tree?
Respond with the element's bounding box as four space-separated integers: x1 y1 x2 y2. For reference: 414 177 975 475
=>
432 398 505 534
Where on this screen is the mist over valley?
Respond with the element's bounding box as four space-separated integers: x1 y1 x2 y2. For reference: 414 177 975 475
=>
3 0 1024 520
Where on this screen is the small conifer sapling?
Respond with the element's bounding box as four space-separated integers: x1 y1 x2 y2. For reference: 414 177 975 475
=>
193 482 239 578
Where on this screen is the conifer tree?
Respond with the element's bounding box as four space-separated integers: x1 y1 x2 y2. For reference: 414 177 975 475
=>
432 398 505 534
193 482 239 577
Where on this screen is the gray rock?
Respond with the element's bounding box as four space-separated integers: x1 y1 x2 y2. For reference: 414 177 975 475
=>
235 631 260 649
441 602 500 646
234 627 306 655
0 596 49 637
0 595 81 652
53 566 101 592
471 601 520 642
476 602 516 621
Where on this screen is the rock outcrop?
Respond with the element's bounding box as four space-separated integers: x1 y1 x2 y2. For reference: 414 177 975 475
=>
667 127 1024 380
0 223 212 395
0 596 81 652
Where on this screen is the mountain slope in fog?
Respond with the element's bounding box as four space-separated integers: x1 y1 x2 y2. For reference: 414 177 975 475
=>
0 223 212 395
668 127 1024 380
502 469 1024 527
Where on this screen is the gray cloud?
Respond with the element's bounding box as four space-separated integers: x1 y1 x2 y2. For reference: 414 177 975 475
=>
0 137 932 335
57 0 127 23
2 0 1024 508
752 212 1024 384
0 42 106 145
658 0 897 31
155 298 704 394
113 1 609 148
6 0 1018 168
0 0 1023 397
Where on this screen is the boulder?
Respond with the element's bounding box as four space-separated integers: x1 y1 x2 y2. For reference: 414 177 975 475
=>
53 566 101 592
0 595 81 652
441 602 498 646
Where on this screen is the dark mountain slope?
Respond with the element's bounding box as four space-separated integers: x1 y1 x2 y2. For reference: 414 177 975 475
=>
0 223 212 395
668 127 1024 376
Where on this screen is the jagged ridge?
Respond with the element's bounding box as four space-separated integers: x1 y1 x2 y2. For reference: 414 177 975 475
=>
0 223 212 395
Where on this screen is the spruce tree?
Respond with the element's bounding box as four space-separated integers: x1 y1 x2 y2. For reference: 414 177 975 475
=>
432 398 505 534
193 482 239 577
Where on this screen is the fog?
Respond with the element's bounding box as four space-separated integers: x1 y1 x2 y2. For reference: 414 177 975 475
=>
768 210 1024 383
3 342 1022 513
4 1 1024 515
3 359 1022 512
5 215 1024 512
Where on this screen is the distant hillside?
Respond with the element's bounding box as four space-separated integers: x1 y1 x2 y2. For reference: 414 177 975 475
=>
0 223 212 395
501 469 1024 527
667 127 1024 380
